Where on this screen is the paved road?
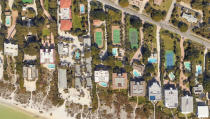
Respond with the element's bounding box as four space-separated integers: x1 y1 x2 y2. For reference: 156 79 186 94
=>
95 0 210 48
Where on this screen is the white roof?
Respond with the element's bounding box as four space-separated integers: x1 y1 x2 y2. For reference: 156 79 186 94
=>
164 88 178 108
58 68 67 89
94 70 109 83
40 49 54 64
181 95 193 114
197 106 209 118
4 42 18 56
60 8 70 20
182 13 197 23
149 82 162 101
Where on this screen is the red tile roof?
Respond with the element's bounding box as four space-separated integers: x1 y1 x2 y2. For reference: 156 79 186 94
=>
60 20 72 31
60 0 71 8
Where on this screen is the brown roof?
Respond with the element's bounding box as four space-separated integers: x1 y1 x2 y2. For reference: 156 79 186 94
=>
93 20 103 27
112 73 128 90
60 0 71 8
60 20 72 31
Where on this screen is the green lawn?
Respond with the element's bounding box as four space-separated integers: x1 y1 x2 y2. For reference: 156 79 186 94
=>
22 0 33 3
113 29 120 44
95 32 103 47
149 0 173 12
42 28 50 37
44 0 49 11
72 14 82 29
129 28 138 49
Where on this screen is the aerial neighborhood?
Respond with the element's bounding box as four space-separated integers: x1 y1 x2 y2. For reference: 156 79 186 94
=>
0 0 209 118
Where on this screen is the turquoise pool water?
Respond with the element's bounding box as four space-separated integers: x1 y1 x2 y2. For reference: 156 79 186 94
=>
99 82 108 87
112 48 118 56
133 70 140 77
184 62 191 71
196 65 202 76
148 58 157 63
75 51 80 59
80 5 85 13
48 64 55 69
169 72 175 80
6 16 10 26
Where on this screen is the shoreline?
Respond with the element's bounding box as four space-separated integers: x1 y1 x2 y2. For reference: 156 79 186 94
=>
0 97 50 119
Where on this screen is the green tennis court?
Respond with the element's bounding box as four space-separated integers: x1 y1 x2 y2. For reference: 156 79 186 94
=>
113 29 120 44
95 31 103 47
22 0 33 3
129 28 138 49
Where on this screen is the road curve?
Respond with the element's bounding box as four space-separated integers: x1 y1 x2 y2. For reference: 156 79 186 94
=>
95 0 210 48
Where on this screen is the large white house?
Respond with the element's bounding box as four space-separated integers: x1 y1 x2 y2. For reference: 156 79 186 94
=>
164 87 178 108
181 95 193 114
4 42 18 56
149 81 162 101
94 70 109 87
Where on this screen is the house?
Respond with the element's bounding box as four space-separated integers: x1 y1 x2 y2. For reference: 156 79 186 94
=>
129 0 144 7
112 73 127 90
85 57 92 76
75 65 81 77
197 106 209 118
60 0 72 31
154 0 163 5
133 64 145 77
83 37 91 48
149 81 162 101
58 42 69 56
182 13 197 23
181 95 193 114
40 42 55 69
58 68 67 90
4 42 18 56
193 85 203 95
94 70 109 87
164 87 178 108
0 57 3 80
23 65 38 81
75 77 82 88
130 80 146 96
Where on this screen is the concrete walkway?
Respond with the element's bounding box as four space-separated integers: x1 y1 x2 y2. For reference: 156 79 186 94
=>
156 26 161 85
165 0 176 22
40 0 52 20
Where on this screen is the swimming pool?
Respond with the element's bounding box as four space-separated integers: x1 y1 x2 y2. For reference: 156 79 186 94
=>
169 72 175 80
184 61 191 71
99 82 108 87
148 58 157 63
48 64 55 69
112 48 118 56
196 65 202 76
133 70 141 77
80 4 85 14
6 16 11 26
75 51 80 59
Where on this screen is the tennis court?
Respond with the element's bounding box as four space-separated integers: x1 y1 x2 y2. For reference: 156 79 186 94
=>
112 26 120 45
165 50 175 69
94 28 103 48
129 28 138 49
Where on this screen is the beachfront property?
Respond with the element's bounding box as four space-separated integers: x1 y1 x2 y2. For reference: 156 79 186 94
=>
59 0 72 31
5 11 11 27
149 81 162 101
4 42 18 57
58 42 69 57
40 42 55 69
80 4 85 14
164 87 178 108
129 28 138 49
86 77 92 88
129 0 144 7
181 95 193 114
75 65 81 77
153 0 163 6
58 68 67 90
0 57 3 80
112 72 127 90
94 28 104 48
85 57 92 76
197 105 209 118
133 64 145 78
75 77 82 88
193 84 203 95
181 13 197 23
94 70 109 87
130 80 146 96
112 26 121 45
23 65 38 81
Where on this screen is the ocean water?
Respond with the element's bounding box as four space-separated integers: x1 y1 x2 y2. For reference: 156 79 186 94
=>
0 104 39 119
